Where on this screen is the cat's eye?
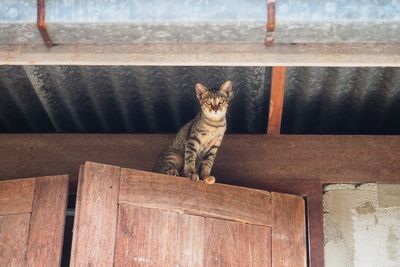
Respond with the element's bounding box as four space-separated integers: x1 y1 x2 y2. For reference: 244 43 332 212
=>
206 100 212 105
219 99 225 104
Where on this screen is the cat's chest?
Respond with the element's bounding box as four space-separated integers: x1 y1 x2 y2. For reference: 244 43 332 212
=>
197 128 224 151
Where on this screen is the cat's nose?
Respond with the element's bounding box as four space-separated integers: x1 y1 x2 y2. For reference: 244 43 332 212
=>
212 106 219 112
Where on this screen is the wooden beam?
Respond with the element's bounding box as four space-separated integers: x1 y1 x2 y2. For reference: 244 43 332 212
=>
267 66 286 135
0 134 399 190
1 43 400 67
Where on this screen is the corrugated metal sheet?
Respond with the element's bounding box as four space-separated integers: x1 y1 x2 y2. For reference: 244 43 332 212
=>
283 67 400 134
0 66 399 134
0 66 270 133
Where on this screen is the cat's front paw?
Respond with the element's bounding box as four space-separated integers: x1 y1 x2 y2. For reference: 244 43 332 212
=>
165 168 179 176
187 172 200 182
203 176 216 185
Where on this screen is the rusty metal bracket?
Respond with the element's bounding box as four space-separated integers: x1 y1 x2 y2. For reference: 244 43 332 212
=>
37 0 53 47
265 0 276 46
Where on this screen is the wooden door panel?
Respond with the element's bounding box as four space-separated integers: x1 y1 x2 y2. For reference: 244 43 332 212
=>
70 163 120 267
272 192 307 267
72 162 306 267
0 214 31 267
204 218 271 267
115 205 205 267
119 167 272 226
0 176 68 267
115 205 271 267
0 179 35 216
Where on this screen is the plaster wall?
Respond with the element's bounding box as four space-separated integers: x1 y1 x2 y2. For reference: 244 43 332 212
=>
324 183 400 267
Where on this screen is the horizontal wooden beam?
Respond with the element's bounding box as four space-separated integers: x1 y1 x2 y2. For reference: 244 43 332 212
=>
0 134 399 190
1 43 400 67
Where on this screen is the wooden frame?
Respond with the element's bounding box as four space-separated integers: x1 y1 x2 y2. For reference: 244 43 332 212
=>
1 43 400 66
225 178 324 267
1 134 398 266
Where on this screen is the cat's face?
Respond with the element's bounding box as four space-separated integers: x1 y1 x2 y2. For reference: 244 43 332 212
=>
196 81 232 121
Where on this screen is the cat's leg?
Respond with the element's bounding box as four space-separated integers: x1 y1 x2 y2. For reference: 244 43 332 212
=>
200 147 218 184
183 139 200 181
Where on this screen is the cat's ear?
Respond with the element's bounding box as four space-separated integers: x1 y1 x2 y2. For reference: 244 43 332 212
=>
220 80 232 98
195 83 208 100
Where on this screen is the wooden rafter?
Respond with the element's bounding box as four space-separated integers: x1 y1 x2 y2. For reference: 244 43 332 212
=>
267 66 286 135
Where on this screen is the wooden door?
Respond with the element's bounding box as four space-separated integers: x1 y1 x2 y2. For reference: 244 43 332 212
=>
0 175 69 266
71 162 306 267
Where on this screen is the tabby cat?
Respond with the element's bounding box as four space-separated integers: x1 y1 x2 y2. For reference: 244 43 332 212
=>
153 81 232 184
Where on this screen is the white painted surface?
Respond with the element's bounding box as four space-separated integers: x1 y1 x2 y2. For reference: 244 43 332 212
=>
324 183 400 267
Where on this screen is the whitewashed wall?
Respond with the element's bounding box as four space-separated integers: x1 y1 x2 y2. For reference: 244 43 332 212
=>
324 184 400 267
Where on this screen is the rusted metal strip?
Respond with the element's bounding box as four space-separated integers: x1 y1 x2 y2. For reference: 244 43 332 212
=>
37 0 53 47
267 66 286 135
265 0 276 46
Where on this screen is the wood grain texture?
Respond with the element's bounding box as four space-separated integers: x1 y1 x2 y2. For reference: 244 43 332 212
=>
204 218 271 267
0 178 35 215
0 214 31 266
1 43 400 66
267 66 286 135
119 168 272 226
272 192 307 267
70 162 121 267
115 205 271 267
1 134 398 189
26 175 69 267
114 205 205 267
228 179 324 267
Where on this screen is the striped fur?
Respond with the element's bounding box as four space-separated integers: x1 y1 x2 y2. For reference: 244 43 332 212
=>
153 81 232 183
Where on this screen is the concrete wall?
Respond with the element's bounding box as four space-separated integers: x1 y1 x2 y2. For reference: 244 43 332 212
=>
324 184 400 267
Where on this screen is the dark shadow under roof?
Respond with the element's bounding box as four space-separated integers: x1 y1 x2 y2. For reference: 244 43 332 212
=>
0 66 399 134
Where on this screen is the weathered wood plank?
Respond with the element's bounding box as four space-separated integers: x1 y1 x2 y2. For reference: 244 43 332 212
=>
272 192 307 267
114 205 205 267
0 178 35 216
69 165 84 267
0 214 31 266
267 66 286 135
1 134 398 189
70 162 120 267
119 168 272 226
1 43 400 67
26 175 69 267
204 217 271 267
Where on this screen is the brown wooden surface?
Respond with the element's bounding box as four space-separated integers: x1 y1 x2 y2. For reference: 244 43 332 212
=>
0 214 31 266
70 162 121 267
272 192 307 267
204 217 271 267
1 134 398 190
1 43 400 66
225 179 324 267
73 162 305 267
115 205 272 267
0 178 35 216
26 175 69 267
119 168 272 226
267 66 286 135
115 205 205 267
